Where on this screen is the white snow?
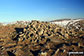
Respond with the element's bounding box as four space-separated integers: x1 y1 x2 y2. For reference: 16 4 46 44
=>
1 19 83 27
1 20 31 26
50 19 82 27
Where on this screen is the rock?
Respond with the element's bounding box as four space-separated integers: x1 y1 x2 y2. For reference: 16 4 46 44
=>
23 28 26 32
37 29 44 35
1 20 84 56
0 50 9 56
55 49 60 54
40 52 48 56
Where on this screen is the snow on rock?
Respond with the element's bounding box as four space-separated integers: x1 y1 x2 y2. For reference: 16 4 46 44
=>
50 19 83 27
2 21 31 26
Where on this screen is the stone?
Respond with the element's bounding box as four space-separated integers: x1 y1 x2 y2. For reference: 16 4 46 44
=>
1 20 84 56
40 52 47 56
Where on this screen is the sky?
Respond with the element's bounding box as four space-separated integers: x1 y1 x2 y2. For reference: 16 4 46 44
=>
0 0 84 22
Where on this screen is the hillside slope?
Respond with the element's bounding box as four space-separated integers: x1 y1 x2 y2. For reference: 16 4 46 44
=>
0 20 84 56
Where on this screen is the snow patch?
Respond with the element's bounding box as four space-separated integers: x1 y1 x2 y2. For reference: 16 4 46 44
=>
50 19 83 27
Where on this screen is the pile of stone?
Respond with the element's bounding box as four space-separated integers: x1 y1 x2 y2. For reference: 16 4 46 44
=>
0 20 84 56
11 20 68 43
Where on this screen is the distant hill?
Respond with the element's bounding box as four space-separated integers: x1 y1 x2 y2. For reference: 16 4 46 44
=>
50 19 84 31
0 23 3 26
0 19 84 30
1 21 31 26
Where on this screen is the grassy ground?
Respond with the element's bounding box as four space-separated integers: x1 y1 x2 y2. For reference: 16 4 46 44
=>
0 24 26 38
